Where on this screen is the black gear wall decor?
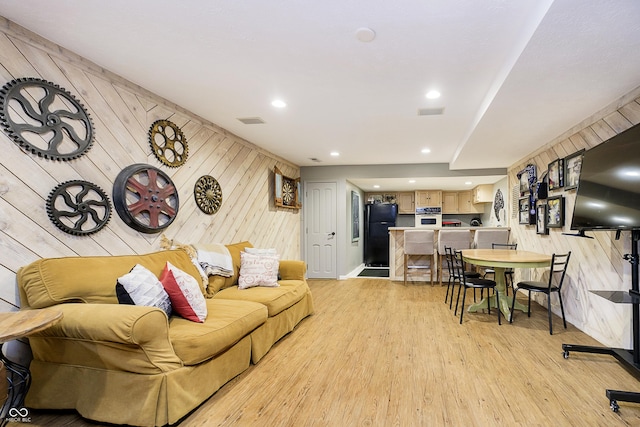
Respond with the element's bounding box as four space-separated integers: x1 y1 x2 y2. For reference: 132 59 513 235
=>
149 119 188 167
0 77 94 160
194 175 223 214
46 180 111 235
113 164 179 234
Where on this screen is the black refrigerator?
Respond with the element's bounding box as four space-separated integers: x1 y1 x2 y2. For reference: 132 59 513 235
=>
364 203 398 267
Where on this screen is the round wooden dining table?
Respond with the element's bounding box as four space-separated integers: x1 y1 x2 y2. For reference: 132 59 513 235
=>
460 249 552 319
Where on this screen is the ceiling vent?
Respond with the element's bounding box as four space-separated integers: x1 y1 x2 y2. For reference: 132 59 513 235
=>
417 107 445 116
309 157 322 163
237 117 265 124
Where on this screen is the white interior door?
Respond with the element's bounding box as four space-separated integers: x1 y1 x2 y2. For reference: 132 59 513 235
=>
305 181 337 278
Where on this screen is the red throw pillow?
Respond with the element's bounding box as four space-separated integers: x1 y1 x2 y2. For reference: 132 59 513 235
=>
159 262 207 323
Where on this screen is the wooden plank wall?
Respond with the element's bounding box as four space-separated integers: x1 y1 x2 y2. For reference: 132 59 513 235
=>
0 19 301 310
508 89 640 348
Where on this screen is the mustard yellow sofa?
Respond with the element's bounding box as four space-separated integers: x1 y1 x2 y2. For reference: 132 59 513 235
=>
16 242 314 426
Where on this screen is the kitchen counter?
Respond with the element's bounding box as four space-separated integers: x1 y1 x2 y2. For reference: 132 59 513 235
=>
388 227 510 282
389 226 508 231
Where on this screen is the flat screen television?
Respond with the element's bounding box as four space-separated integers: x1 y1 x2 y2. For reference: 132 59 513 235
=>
570 123 640 231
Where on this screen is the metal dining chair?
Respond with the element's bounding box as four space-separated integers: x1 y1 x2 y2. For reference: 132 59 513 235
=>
483 243 518 295
509 252 571 334
444 246 480 309
437 230 472 284
453 250 501 325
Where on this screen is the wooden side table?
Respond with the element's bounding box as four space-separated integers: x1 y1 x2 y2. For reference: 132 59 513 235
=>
0 308 63 423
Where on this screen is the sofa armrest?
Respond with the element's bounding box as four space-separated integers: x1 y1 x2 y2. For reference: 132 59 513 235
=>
279 260 306 281
29 303 182 373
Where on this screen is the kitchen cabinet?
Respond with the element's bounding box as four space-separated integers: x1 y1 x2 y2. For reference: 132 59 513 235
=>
472 184 493 204
442 192 458 214
396 192 415 214
415 190 442 207
458 190 483 213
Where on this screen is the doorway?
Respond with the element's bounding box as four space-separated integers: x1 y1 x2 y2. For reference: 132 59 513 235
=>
305 181 337 278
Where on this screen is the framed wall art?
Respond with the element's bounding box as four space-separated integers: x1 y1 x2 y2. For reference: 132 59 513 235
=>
536 203 548 235
547 195 565 228
564 149 584 190
519 197 531 225
548 158 564 191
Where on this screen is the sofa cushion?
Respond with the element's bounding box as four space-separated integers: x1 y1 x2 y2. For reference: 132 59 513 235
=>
160 262 207 322
116 264 172 317
168 298 267 365
18 250 202 309
214 280 309 317
238 251 280 289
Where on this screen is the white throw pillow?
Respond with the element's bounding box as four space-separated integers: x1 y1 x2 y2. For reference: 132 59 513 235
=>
238 251 280 289
116 264 172 317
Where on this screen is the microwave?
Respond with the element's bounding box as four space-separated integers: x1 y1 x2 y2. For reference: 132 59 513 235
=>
415 215 443 228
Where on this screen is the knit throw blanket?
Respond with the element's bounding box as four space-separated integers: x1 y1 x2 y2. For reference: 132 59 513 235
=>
193 243 233 277
160 235 233 278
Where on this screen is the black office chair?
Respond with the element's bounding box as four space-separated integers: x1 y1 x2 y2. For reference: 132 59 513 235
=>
453 250 500 325
483 243 518 295
444 246 480 309
509 252 571 334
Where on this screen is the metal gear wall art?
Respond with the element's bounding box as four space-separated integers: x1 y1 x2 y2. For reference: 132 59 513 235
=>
149 119 188 167
113 164 179 234
194 175 223 214
0 77 94 160
46 180 111 235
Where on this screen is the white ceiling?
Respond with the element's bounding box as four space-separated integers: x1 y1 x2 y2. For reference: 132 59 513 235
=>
2 1 640 189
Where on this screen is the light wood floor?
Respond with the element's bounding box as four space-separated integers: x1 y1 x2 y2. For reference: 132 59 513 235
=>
15 278 640 426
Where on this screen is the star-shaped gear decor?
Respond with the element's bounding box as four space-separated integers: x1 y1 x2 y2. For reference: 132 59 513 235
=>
194 175 223 215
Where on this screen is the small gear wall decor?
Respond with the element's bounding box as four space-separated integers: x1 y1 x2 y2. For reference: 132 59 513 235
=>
113 163 179 234
46 180 111 235
0 77 94 160
149 119 188 167
194 175 223 215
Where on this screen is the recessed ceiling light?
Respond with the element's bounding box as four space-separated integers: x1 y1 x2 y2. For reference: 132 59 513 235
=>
425 90 441 99
330 151 340 157
409 179 416 184
421 148 431 154
271 99 287 108
373 185 380 189
465 181 473 185
355 27 376 43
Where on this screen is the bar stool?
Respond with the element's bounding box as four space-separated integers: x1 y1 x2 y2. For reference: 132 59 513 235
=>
472 229 510 250
437 229 472 284
403 230 436 285
472 229 512 291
